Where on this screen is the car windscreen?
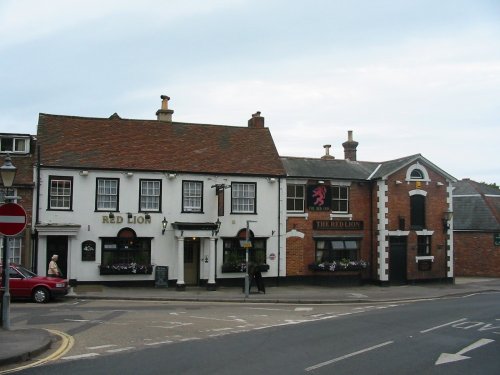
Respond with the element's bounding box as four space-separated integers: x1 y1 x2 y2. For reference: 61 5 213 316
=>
15 266 37 278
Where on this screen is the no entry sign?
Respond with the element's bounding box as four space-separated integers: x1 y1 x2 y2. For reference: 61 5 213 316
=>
0 203 27 236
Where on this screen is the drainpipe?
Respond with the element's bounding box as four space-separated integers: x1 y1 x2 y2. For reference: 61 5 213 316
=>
33 145 41 273
277 177 281 286
369 181 374 281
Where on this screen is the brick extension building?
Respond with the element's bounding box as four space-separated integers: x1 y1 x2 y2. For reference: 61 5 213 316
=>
283 132 456 284
0 133 36 268
453 179 500 277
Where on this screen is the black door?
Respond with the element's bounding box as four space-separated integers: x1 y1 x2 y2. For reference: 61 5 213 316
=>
389 236 407 284
46 236 68 277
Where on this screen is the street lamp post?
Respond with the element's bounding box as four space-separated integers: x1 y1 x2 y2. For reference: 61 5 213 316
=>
1 154 17 330
244 220 257 298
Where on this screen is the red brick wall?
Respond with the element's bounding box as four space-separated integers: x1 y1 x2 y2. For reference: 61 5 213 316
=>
286 181 372 277
384 167 450 280
454 232 500 277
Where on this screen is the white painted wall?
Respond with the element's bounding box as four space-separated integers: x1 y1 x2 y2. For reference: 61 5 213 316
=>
34 168 285 282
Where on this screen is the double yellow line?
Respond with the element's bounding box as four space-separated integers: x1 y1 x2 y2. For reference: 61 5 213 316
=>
0 329 74 374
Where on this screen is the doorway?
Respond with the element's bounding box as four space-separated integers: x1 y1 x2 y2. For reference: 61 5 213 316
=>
46 236 68 278
389 236 407 284
184 238 200 285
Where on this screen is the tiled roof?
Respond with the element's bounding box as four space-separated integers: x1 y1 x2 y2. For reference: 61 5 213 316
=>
453 179 500 231
281 153 456 182
37 113 285 176
280 156 378 180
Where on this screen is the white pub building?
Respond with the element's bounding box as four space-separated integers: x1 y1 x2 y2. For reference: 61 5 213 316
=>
33 97 286 290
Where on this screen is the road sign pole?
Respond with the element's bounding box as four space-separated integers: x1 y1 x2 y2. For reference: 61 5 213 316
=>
1 236 10 329
0 202 26 330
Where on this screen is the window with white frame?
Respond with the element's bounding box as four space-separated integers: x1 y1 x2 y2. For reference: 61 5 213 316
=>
287 184 305 212
48 176 73 210
182 180 203 213
10 237 22 263
315 239 360 263
1 237 22 264
96 178 119 211
332 185 349 213
417 235 432 256
140 179 161 212
231 182 256 213
0 136 30 153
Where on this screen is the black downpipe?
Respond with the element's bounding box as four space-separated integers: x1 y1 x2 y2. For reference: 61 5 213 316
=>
33 145 41 273
277 177 281 286
369 181 374 281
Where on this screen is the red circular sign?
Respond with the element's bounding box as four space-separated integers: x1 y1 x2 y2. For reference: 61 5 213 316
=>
0 203 27 236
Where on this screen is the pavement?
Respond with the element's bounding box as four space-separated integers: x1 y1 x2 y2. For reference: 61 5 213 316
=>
1 276 499 368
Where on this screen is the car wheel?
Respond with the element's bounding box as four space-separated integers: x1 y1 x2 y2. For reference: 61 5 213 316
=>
33 287 50 303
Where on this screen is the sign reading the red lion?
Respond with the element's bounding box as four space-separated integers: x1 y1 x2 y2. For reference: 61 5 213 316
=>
307 184 331 211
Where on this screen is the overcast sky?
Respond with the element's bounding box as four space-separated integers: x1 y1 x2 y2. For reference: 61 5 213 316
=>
1 0 499 184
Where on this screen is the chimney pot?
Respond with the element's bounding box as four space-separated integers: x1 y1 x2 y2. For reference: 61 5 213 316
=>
248 111 264 128
321 144 335 160
157 95 174 122
342 130 359 161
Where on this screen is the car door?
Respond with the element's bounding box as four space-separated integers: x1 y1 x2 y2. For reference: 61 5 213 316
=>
8 267 30 298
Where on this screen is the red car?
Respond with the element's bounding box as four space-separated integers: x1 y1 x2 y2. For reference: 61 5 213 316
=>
0 263 69 303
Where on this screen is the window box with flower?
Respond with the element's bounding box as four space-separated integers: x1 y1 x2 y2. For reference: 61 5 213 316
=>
308 259 368 272
99 263 153 275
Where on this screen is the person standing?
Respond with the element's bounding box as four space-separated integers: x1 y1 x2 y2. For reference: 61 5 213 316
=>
47 254 61 277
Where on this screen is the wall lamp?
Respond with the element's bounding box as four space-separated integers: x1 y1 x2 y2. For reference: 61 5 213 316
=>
125 172 133 177
213 218 221 236
127 212 133 219
267 177 276 183
79 170 89 176
145 213 151 220
162 217 168 235
442 210 453 233
395 180 403 185
108 212 115 219
167 173 176 179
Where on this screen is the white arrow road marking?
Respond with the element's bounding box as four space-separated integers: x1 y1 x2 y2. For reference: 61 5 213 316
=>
435 338 495 365
305 341 394 371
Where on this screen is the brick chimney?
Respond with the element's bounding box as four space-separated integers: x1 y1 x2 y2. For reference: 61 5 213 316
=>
156 95 174 122
342 130 358 161
321 144 335 160
248 111 264 128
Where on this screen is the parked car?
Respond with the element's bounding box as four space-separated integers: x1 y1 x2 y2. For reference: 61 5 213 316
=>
0 263 69 303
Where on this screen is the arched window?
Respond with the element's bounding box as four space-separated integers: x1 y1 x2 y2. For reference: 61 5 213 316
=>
406 163 430 182
410 168 424 179
410 195 426 229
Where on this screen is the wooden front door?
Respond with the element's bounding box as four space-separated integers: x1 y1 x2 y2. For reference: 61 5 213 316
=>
184 238 200 285
389 236 407 284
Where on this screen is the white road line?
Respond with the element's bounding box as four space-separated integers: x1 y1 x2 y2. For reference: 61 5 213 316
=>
305 341 394 372
145 341 173 346
86 344 117 350
188 315 245 322
245 307 293 311
62 353 100 360
420 318 467 333
106 347 135 353
295 307 313 311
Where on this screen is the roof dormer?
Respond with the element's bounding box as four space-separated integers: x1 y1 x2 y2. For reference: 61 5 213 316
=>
0 133 31 154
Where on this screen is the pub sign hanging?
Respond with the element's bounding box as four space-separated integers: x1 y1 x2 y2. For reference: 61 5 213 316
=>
307 184 331 211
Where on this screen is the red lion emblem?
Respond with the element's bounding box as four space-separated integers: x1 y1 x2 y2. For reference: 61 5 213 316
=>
312 186 327 206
